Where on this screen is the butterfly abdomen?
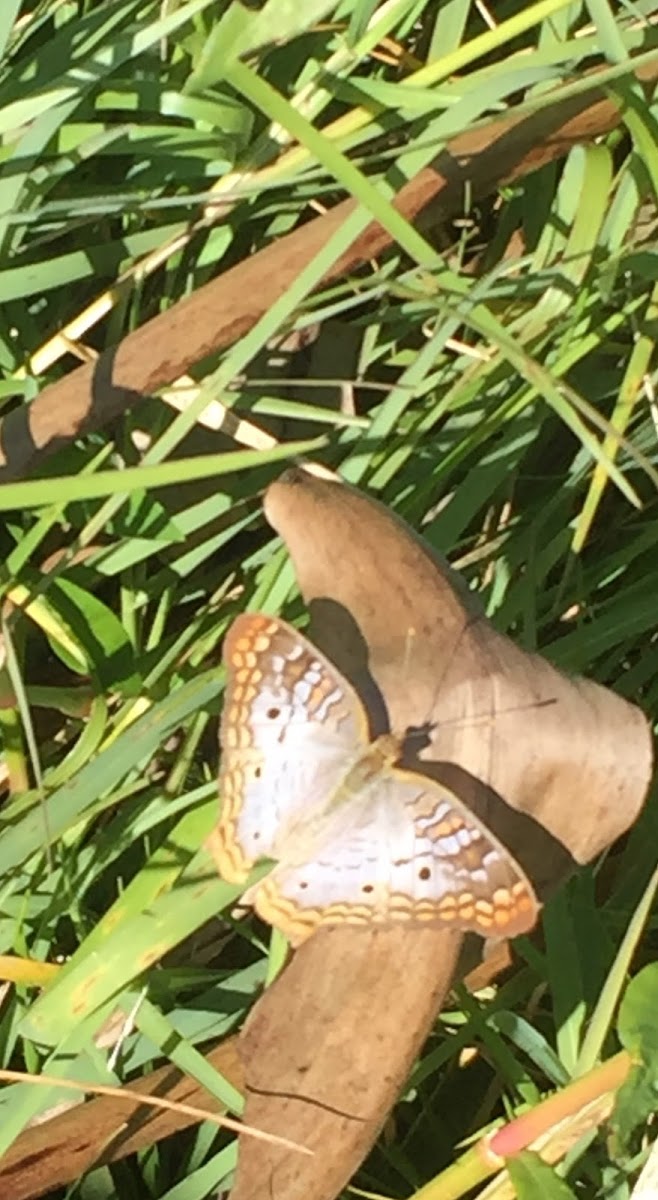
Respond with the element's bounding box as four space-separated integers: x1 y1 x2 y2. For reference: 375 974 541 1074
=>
322 733 403 818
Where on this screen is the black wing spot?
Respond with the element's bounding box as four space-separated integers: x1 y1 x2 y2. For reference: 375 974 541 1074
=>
254 765 262 778
362 884 374 894
266 706 281 719
299 880 308 890
418 866 431 881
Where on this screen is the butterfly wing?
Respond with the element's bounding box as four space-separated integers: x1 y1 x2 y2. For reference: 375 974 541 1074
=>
251 768 538 945
212 613 369 884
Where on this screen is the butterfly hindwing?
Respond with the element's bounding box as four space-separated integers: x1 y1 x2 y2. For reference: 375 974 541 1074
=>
395 769 537 936
213 613 368 883
251 769 537 946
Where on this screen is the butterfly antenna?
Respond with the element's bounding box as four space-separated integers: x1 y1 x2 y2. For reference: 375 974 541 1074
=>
402 625 417 683
437 696 558 733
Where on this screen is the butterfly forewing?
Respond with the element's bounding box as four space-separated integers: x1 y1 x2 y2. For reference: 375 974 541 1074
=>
213 613 369 883
252 767 537 946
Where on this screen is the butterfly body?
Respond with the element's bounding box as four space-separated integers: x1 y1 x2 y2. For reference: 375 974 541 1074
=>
325 731 400 808
212 613 538 946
